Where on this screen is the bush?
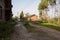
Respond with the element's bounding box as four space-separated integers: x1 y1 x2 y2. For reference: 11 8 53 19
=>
31 21 43 24
0 21 15 40
24 20 30 25
24 22 35 32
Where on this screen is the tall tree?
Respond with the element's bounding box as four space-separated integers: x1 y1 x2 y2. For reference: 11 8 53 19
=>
38 0 48 10
48 0 56 5
38 0 56 23
55 4 60 24
38 0 48 22
49 0 57 23
20 11 24 20
48 0 56 17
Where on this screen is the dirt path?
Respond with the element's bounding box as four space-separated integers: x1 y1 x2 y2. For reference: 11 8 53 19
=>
11 22 60 40
11 22 29 40
29 23 60 40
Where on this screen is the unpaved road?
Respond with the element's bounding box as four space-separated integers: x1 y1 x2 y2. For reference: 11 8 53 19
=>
11 22 60 40
29 23 60 40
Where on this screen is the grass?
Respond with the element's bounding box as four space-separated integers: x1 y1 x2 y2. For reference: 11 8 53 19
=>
24 20 60 31
25 24 34 32
0 21 16 40
31 21 60 31
41 23 59 26
24 20 36 32
38 22 60 31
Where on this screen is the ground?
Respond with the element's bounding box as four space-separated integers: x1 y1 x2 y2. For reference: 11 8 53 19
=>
11 22 60 40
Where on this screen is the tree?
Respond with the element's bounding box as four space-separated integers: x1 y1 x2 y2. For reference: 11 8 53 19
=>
25 13 30 17
38 0 48 10
48 0 56 5
48 0 56 17
38 0 48 22
20 11 24 21
39 10 43 21
38 0 57 23
13 16 18 21
49 0 59 24
55 5 60 25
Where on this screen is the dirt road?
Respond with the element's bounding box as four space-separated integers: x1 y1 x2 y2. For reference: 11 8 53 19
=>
11 22 60 40
29 23 60 40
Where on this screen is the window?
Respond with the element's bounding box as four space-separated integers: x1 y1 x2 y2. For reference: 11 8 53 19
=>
0 6 2 19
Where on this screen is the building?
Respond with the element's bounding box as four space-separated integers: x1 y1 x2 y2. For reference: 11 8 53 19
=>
25 14 38 21
0 0 12 21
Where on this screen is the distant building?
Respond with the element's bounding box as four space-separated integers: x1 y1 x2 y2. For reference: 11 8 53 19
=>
25 14 38 21
0 0 12 21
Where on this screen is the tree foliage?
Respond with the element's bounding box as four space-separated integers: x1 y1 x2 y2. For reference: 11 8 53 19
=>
48 0 56 6
38 0 48 22
38 0 56 23
38 0 48 10
14 16 18 21
39 10 42 16
20 11 24 20
38 0 56 11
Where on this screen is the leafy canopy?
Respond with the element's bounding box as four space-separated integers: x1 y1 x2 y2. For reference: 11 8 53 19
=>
48 0 56 5
38 0 56 10
20 11 24 19
38 0 48 10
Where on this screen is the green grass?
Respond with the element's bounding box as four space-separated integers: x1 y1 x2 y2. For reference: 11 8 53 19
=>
41 23 59 26
24 20 36 32
31 21 60 31
39 23 60 31
24 23 34 32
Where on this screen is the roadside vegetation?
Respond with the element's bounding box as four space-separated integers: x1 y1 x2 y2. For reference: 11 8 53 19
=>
19 11 35 32
32 21 60 31
40 23 60 31
33 0 60 31
0 21 16 40
18 0 60 32
24 20 34 32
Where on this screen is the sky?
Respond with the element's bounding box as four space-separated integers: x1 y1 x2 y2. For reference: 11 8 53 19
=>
12 0 60 18
12 0 41 17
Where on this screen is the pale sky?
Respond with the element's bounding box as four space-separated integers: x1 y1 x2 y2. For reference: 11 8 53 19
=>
12 0 41 17
12 0 60 18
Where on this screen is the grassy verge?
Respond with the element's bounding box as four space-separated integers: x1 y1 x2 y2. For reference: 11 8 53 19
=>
0 21 16 40
24 23 34 32
31 21 60 31
24 20 36 32
38 22 60 31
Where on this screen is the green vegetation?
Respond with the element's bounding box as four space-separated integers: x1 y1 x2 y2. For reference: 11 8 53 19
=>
48 0 56 5
37 22 60 31
37 0 60 31
0 21 16 40
38 0 56 23
41 23 58 26
31 21 60 31
13 16 19 21
38 0 49 22
24 20 35 32
38 0 48 10
25 23 34 32
20 11 24 21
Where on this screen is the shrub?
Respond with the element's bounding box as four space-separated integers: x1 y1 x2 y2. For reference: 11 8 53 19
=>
0 21 15 40
24 20 30 25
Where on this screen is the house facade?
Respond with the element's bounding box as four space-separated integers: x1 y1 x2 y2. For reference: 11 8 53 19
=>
0 0 12 21
26 14 38 21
